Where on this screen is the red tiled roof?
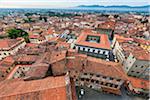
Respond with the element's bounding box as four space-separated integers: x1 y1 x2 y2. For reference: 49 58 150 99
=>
0 56 15 65
25 43 38 48
128 77 149 90
47 28 54 35
25 63 49 78
134 38 150 45
0 76 68 100
16 55 39 62
76 30 111 50
115 34 133 43
29 34 40 39
50 50 67 64
55 42 70 49
121 42 150 61
67 54 127 80
0 38 22 49
97 20 115 30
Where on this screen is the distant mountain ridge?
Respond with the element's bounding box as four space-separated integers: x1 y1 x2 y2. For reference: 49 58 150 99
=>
77 5 150 8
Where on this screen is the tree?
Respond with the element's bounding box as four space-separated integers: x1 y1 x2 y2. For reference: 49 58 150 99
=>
7 28 30 43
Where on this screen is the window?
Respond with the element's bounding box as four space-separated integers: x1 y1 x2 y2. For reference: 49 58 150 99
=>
131 71 134 73
86 78 90 81
110 84 113 87
81 78 84 81
90 85 92 88
141 66 144 68
90 73 93 76
1 75 4 77
91 79 94 83
135 65 137 67
96 80 99 84
116 79 121 82
78 47 80 50
75 71 78 73
83 48 85 51
6 70 10 73
93 50 95 53
84 73 87 75
136 72 140 74
105 83 109 86
114 85 118 88
96 75 100 77
103 51 105 55
103 76 107 79
110 77 113 80
82 63 85 67
4 53 6 55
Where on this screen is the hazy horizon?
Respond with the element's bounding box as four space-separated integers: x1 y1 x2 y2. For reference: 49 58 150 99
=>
0 0 150 8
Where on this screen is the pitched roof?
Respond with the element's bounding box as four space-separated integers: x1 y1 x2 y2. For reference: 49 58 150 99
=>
15 55 39 62
67 54 127 80
134 38 150 45
0 39 21 50
29 34 40 39
0 76 68 100
128 77 149 90
115 34 133 43
25 63 49 79
121 42 150 61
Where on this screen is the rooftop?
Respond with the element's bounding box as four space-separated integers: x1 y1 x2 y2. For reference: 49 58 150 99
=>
128 77 149 90
76 30 111 50
25 63 50 79
121 42 149 61
67 53 127 80
15 54 39 62
0 75 68 100
0 38 24 50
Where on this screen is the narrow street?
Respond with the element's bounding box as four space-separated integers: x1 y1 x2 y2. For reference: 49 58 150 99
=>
76 86 147 100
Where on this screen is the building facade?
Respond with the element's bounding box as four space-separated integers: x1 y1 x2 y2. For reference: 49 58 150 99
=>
0 38 26 60
124 53 150 80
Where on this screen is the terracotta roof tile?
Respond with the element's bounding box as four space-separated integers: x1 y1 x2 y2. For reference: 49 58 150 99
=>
0 38 22 49
76 30 111 50
128 77 149 90
25 63 49 79
67 54 127 80
121 42 150 61
0 76 68 100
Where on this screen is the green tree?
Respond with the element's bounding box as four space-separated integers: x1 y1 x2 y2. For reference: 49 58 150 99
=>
7 28 30 43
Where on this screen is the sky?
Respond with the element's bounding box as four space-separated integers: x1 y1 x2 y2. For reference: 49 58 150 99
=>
0 0 149 8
